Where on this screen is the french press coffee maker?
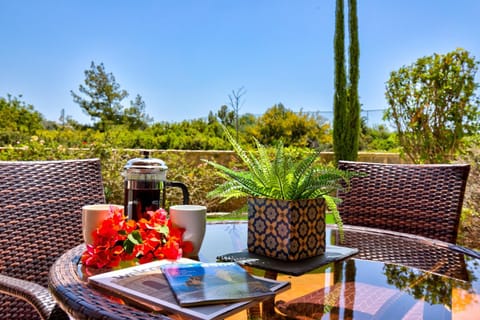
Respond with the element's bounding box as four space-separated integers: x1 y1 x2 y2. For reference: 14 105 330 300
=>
123 151 189 220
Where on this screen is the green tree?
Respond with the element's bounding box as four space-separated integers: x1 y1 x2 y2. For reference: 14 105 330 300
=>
123 94 153 130
333 0 347 163
384 48 480 163
333 0 360 163
360 122 397 151
238 113 257 133
71 62 127 131
347 0 360 158
0 95 44 144
249 104 330 148
71 62 151 131
57 108 83 130
215 105 235 127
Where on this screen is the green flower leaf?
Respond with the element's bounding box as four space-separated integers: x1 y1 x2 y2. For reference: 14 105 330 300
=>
128 230 143 244
154 225 170 235
123 230 143 254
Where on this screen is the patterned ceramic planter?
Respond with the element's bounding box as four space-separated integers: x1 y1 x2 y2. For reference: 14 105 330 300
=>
247 197 326 261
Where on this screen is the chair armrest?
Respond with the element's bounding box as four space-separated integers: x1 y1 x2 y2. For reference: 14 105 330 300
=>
0 274 68 320
449 244 480 259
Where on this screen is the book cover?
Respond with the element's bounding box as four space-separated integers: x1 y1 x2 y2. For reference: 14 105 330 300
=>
161 262 288 307
88 259 289 320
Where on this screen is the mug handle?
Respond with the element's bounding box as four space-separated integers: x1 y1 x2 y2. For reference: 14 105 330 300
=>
164 181 190 205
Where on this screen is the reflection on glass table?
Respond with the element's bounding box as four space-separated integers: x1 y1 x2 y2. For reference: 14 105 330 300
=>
202 222 480 319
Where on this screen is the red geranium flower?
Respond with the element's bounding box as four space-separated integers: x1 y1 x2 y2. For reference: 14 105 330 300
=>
81 206 193 268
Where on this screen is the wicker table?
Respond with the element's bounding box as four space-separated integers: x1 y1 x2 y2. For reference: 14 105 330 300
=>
49 222 480 319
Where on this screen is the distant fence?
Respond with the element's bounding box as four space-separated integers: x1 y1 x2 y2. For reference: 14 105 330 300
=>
197 107 390 128
302 108 389 127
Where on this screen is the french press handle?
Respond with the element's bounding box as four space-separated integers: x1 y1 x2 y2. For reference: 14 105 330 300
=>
163 180 190 206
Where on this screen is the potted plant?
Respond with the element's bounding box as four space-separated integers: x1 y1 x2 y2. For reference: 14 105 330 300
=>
203 126 356 261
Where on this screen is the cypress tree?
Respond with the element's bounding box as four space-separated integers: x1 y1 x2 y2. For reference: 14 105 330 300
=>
333 0 360 163
347 0 360 160
333 0 347 164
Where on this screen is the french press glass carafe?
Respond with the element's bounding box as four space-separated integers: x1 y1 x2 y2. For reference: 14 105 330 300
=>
123 151 189 220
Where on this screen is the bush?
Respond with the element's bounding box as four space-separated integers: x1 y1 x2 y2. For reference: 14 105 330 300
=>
0 138 245 212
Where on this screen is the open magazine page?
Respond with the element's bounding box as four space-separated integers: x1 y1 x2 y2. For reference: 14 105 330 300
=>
161 262 287 307
88 259 290 320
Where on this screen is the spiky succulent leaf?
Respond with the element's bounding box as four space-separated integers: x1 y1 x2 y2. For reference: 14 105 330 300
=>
249 139 270 188
286 150 320 198
271 141 288 199
323 194 344 242
221 126 268 187
203 160 271 200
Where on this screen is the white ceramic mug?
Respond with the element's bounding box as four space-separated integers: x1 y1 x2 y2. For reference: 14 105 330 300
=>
169 205 207 258
82 204 124 245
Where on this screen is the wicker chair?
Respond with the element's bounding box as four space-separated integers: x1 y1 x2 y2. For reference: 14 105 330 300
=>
337 161 471 244
275 161 471 319
0 159 106 319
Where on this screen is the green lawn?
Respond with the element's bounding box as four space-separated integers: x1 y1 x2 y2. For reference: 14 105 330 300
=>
207 212 336 223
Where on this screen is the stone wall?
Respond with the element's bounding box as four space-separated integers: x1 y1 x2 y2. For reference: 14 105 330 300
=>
145 149 405 166
318 152 405 164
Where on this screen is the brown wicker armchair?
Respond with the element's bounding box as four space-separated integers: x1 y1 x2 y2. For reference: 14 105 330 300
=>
0 159 106 319
337 161 471 244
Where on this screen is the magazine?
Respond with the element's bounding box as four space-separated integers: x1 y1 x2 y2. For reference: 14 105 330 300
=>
88 259 290 320
161 262 289 307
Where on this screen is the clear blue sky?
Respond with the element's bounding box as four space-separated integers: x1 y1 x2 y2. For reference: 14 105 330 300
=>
1 0 479 125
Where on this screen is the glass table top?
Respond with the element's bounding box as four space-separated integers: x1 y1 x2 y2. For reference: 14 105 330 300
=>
199 222 480 319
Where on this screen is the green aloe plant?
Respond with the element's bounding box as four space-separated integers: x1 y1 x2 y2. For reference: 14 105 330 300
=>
203 125 357 235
